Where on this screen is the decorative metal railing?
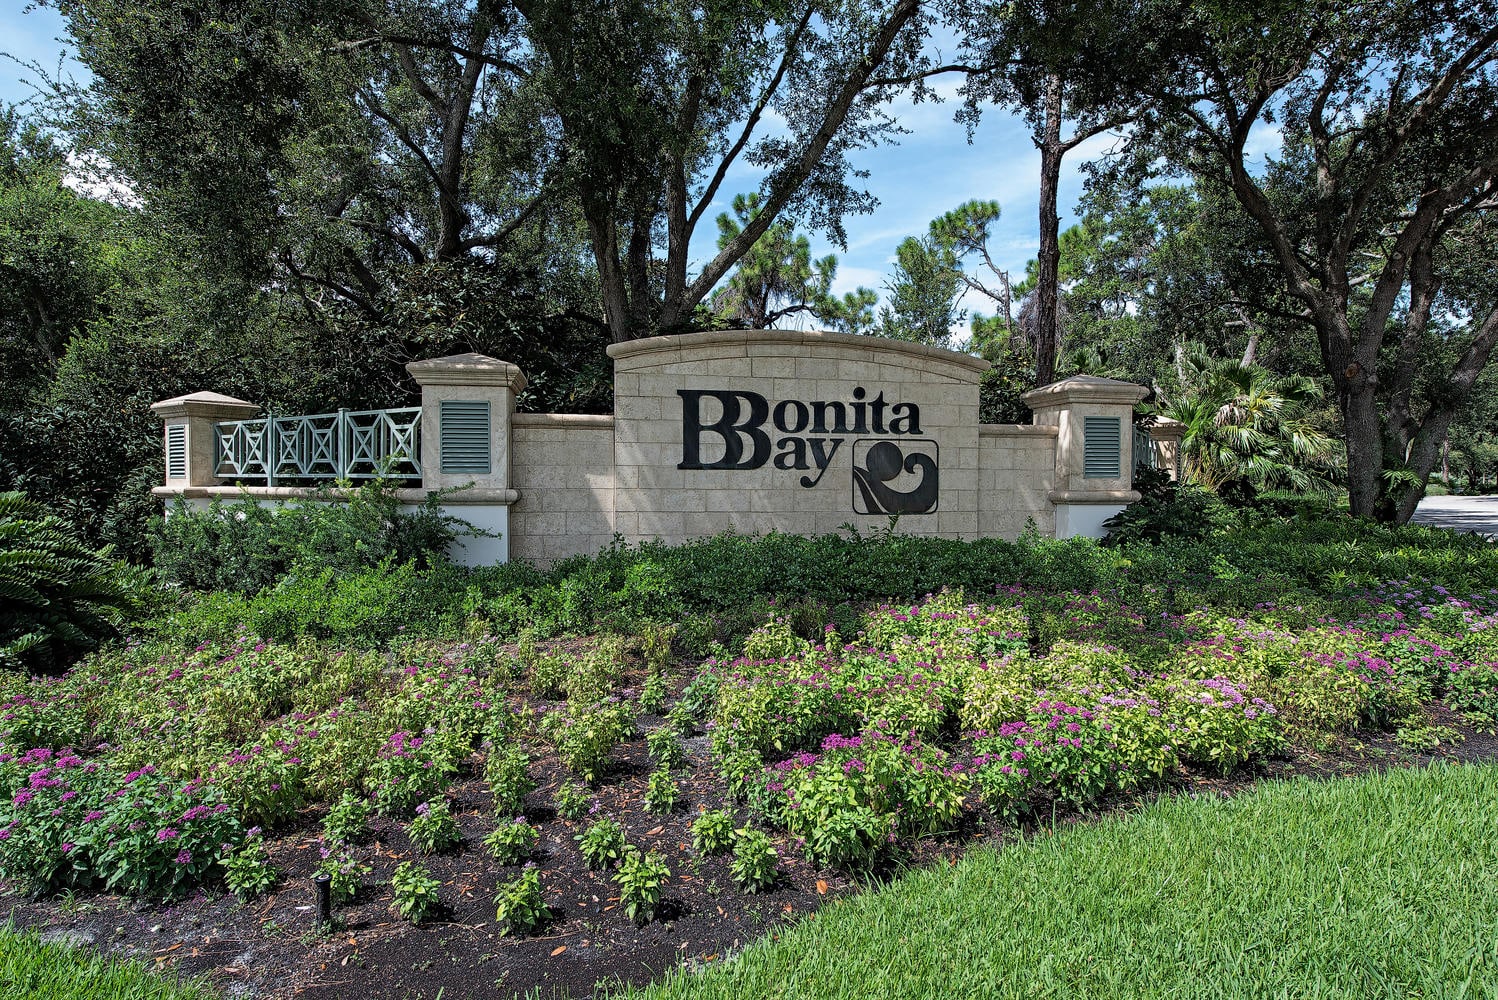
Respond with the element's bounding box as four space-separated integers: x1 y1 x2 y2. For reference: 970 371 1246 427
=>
214 407 422 484
1133 424 1157 471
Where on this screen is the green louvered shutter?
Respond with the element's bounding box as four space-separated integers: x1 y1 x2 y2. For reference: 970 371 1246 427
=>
166 424 189 479
1083 416 1121 478
439 400 491 475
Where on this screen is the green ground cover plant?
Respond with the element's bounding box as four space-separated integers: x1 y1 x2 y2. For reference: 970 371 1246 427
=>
627 762 1498 1000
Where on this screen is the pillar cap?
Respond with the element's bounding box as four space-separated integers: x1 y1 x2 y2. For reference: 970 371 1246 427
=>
406 353 527 392
150 391 261 421
1022 375 1149 408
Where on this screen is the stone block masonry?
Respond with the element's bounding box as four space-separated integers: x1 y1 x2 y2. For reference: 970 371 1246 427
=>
153 330 1150 566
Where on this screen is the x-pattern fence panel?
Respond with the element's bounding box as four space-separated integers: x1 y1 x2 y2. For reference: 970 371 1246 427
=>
215 408 422 484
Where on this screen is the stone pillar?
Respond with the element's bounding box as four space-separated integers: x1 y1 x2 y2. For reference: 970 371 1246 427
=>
1148 417 1186 482
150 391 261 488
405 353 527 565
1022 375 1149 539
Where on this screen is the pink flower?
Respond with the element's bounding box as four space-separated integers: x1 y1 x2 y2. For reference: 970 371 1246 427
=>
174 849 193 865
156 827 180 841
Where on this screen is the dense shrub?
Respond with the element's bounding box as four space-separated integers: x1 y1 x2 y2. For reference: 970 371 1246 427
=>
0 491 147 672
151 482 466 594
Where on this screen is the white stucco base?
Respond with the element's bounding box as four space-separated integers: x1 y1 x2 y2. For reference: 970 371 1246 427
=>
1054 502 1126 540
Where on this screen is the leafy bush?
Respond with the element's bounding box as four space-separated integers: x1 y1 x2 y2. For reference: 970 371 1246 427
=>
614 849 670 924
640 669 670 716
321 791 371 845
316 846 370 904
647 726 686 771
553 780 592 821
542 699 635 783
1102 480 1235 546
577 817 627 870
407 799 461 854
485 745 535 817
1448 662 1498 716
691 809 736 856
495 867 549 935
644 767 681 814
366 730 463 817
0 749 240 899
151 483 463 594
730 828 778 893
484 817 539 865
0 491 145 672
222 831 277 900
389 860 442 923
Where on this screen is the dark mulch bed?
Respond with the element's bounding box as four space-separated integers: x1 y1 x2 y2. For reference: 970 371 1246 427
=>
4 703 1493 1000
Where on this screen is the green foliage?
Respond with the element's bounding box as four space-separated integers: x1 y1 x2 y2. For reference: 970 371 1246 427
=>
614 849 670 925
315 846 370 904
1449 663 1498 717
484 818 540 866
485 745 535 817
1102 479 1235 546
552 780 592 822
566 639 624 704
729 828 778 894
691 809 737 857
389 861 442 924
406 799 461 855
710 193 874 332
577 818 628 871
646 727 686 772
0 491 145 672
320 792 370 845
151 484 462 595
0 923 219 1000
495 867 550 935
644 767 682 814
640 669 670 716
222 832 277 901
542 700 635 783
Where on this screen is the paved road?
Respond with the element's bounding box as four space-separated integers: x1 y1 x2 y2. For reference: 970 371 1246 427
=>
1411 495 1498 538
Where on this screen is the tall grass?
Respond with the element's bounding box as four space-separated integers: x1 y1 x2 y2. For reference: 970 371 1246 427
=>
0 926 216 1000
629 763 1498 1000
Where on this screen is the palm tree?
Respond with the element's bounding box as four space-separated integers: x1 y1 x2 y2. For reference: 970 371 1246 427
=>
1158 346 1340 495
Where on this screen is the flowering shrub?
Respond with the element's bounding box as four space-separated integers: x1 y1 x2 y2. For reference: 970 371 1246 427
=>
0 748 240 898
729 828 778 893
407 799 461 854
763 732 969 867
316 845 370 903
495 866 549 935
321 791 370 844
222 830 277 900
1449 661 1498 715
365 730 463 817
577 817 627 870
646 727 685 771
644 768 680 814
542 699 635 783
485 745 535 817
390 861 441 923
552 780 592 821
690 809 735 856
614 849 669 924
483 817 538 865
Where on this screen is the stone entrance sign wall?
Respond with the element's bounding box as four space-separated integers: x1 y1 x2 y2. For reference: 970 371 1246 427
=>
154 330 1170 566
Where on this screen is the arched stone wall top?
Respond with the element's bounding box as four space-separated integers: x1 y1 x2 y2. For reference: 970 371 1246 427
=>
606 329 991 383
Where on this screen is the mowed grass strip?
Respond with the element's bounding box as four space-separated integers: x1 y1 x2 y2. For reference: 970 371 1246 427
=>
0 926 217 1000
631 763 1498 1000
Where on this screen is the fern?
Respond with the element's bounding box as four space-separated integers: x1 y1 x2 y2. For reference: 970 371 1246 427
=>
0 491 143 672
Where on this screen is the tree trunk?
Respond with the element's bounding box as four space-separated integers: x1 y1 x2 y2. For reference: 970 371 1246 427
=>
1035 72 1064 388
1342 379 1384 519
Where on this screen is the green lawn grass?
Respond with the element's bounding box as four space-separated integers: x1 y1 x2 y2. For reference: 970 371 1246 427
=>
630 763 1498 1000
0 926 216 1000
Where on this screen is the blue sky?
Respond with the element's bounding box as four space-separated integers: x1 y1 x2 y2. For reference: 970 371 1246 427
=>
0 5 1115 333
